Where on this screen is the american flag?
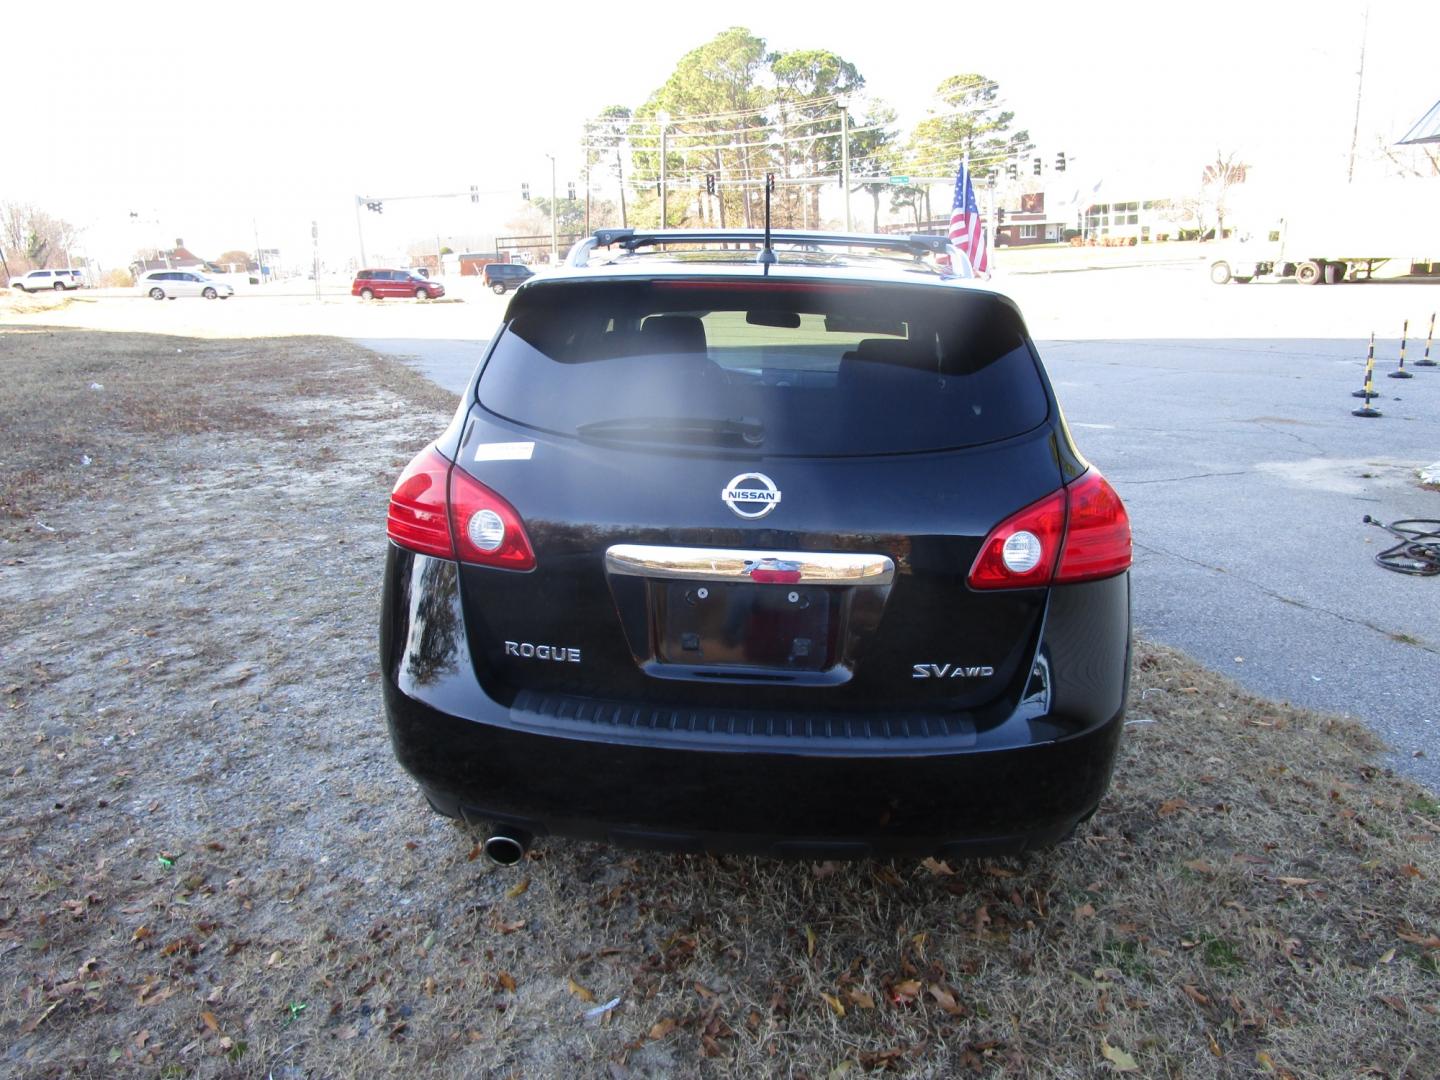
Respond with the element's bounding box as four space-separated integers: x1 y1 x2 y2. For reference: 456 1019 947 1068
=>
948 162 989 274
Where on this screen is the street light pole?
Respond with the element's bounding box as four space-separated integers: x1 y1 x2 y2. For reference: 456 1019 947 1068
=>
546 153 558 263
838 100 852 233
354 196 368 270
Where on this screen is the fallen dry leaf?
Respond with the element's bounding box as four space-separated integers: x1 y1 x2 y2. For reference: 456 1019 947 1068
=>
199 1010 219 1034
1181 984 1210 1006
1100 1037 1139 1072
496 971 516 993
819 992 845 1018
846 988 875 1010
805 925 817 958
920 857 955 876
927 984 965 1017
1184 859 1218 876
891 979 922 1004
1376 995 1408 1016
568 978 596 1004
505 876 530 900
648 1017 677 1040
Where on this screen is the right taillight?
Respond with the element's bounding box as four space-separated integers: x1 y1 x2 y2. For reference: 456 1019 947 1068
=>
386 447 537 571
968 469 1130 590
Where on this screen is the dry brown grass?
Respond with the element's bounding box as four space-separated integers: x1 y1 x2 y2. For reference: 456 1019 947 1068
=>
0 328 1437 1079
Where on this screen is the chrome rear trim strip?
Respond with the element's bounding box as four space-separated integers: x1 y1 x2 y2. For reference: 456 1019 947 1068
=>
605 544 894 586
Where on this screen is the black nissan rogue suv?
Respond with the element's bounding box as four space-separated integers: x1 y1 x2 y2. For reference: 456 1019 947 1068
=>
380 228 1132 862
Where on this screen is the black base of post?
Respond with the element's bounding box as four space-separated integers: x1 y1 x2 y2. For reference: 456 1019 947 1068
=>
1415 358 1437 367
1387 370 1413 379
1351 388 1378 398
1351 404 1382 417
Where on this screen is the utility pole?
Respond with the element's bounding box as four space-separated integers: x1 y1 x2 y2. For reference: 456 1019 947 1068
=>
1347 1 1370 183
658 111 670 227
838 99 852 232
353 196 368 270
252 219 262 282
545 153 558 263
584 164 591 235
311 221 320 300
616 148 628 228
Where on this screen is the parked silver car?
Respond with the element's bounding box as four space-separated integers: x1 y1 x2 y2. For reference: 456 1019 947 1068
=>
139 270 234 300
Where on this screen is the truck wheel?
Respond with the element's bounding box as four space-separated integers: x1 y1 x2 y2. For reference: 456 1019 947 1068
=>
1209 261 1233 285
1324 261 1347 284
1296 260 1324 285
1234 276 1253 284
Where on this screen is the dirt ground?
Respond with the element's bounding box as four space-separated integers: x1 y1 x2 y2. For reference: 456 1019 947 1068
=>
1 326 1437 1079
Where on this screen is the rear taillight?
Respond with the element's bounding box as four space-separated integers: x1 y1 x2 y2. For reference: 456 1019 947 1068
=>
448 467 536 571
968 469 1130 590
387 447 453 558
1054 470 1131 584
386 447 537 571
968 489 1067 589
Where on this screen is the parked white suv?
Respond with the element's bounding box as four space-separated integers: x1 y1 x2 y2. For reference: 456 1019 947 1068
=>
8 268 85 292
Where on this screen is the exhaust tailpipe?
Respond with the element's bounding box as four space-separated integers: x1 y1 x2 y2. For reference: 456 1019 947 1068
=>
481 829 531 867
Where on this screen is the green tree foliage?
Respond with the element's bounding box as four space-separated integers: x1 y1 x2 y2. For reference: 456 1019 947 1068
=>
770 49 864 227
637 28 771 228
906 73 1033 176
531 197 586 235
585 104 633 228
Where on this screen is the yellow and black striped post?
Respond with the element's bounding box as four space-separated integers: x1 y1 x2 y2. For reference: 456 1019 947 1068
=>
1352 333 1382 416
1388 318 1413 379
1352 333 1378 398
1416 312 1437 367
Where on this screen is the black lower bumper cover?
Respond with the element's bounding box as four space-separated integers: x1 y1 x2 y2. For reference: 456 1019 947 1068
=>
385 680 1123 860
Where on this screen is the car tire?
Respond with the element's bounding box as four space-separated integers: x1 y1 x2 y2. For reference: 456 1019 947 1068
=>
202 287 218 300
1296 260 1324 285
53 281 67 292
415 288 431 300
1208 261 1232 285
149 287 166 300
360 288 375 300
491 282 506 295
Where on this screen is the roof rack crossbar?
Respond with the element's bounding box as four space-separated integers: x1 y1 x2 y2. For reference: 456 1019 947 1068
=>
590 228 950 258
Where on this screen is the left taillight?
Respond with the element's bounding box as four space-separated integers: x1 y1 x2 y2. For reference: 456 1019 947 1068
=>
386 447 537 571
387 446 454 558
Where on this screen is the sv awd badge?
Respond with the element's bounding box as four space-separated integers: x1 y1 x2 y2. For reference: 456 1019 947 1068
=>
913 663 995 679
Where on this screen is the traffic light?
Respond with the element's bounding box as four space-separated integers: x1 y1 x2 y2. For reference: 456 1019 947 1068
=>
1055 152 1067 173
567 182 576 200
705 173 716 196
1032 156 1042 176
1007 163 1017 181
521 183 530 201
470 184 479 203
997 208 1006 225
365 201 383 214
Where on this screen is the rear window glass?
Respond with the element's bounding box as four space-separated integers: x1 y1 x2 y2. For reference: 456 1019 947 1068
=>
477 279 1048 457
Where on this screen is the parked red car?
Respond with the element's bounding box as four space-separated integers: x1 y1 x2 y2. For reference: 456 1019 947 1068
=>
352 269 444 300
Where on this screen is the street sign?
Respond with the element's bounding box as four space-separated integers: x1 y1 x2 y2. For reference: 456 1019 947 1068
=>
887 175 911 185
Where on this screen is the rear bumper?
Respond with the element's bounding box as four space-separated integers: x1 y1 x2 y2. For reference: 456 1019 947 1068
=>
387 681 1122 858
380 549 1128 859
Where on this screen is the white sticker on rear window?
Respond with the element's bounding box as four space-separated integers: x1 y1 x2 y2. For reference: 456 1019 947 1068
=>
473 441 535 462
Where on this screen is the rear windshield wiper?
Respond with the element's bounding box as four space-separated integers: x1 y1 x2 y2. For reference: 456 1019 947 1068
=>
576 416 765 447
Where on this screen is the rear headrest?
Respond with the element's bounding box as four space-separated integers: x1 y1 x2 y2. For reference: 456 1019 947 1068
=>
852 336 934 370
639 315 708 354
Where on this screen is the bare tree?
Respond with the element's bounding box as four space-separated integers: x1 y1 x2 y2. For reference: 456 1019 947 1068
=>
0 203 81 270
1200 152 1248 241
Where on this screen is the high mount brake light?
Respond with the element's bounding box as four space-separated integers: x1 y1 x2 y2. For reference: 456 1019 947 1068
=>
652 280 867 294
968 470 1131 590
386 447 537 571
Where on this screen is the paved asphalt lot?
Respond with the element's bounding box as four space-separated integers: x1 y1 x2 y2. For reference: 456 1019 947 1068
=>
358 265 1440 790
